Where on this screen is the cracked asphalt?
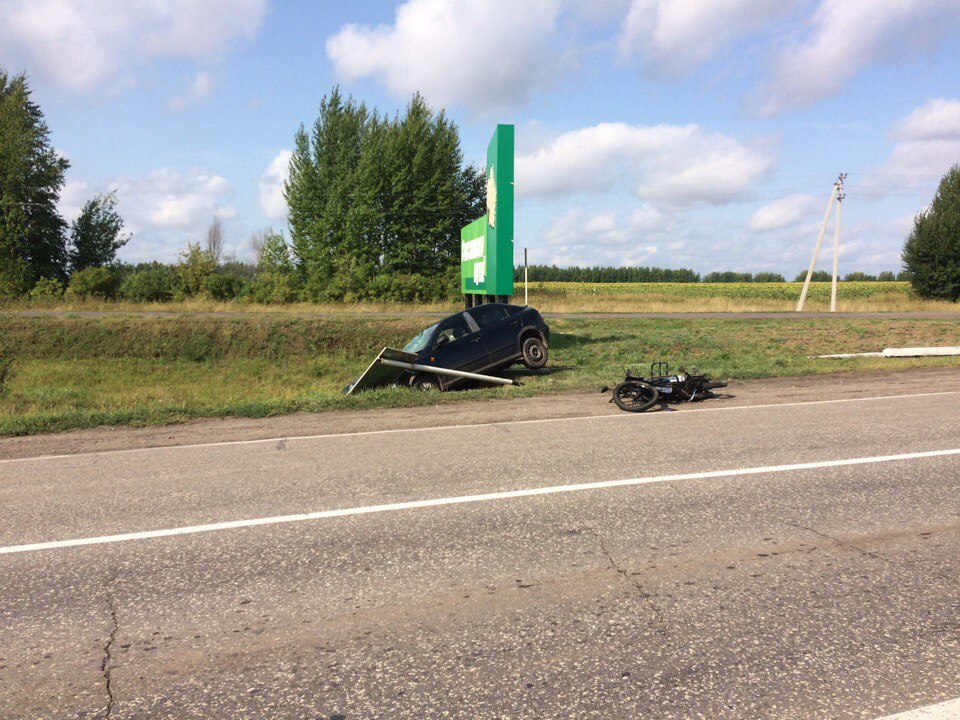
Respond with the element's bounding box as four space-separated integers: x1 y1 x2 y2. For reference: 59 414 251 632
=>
1 373 959 719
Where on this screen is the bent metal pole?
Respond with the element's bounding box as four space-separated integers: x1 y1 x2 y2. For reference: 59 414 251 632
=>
377 358 516 386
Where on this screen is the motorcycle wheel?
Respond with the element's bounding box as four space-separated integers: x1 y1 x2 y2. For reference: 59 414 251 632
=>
612 381 660 412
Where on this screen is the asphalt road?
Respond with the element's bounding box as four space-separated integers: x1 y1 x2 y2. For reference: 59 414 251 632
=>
2 387 959 718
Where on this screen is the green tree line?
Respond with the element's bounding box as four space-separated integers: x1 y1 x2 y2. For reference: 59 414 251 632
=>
4 65 959 304
516 265 909 284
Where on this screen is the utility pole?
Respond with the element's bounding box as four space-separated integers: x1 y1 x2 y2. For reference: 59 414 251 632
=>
829 174 846 312
797 173 846 312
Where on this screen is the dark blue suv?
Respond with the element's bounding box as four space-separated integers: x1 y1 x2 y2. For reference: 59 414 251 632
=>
401 303 550 390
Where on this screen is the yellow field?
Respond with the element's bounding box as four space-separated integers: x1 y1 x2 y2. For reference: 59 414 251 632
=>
8 281 959 314
525 282 959 313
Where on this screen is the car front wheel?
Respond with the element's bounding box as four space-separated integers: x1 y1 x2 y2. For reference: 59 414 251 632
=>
412 372 441 391
521 336 548 369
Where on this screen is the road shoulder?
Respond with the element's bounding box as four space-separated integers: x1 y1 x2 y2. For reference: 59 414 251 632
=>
3 365 959 461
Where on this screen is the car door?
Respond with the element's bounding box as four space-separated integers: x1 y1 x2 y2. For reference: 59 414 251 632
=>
469 304 519 364
431 312 490 376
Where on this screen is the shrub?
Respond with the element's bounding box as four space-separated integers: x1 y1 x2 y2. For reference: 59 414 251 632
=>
66 266 121 299
877 271 896 282
752 272 785 283
703 271 753 283
205 272 250 301
794 270 832 282
364 272 450 302
120 267 175 302
843 271 877 281
248 272 300 304
903 163 960 301
29 277 65 301
303 256 372 302
175 243 217 297
220 261 257 281
257 232 293 274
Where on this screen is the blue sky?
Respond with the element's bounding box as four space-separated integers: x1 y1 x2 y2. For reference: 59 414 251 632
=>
2 0 959 275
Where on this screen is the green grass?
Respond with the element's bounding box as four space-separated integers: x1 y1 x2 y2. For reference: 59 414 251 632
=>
1 314 958 436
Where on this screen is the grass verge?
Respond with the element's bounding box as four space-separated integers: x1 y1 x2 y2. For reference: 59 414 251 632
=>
1 314 958 436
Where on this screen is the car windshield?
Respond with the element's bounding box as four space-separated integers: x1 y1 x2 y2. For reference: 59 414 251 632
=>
402 322 439 354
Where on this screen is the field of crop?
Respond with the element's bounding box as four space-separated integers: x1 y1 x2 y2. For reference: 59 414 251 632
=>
13 281 956 314
536 281 907 299
2 312 960 436
524 281 958 313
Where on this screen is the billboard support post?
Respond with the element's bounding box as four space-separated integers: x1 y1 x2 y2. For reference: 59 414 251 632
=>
524 247 528 306
461 125 515 301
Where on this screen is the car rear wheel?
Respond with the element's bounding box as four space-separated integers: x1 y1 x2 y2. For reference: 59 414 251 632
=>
412 372 441 391
521 336 548 369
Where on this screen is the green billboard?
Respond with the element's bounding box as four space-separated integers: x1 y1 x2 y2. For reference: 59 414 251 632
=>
461 124 514 297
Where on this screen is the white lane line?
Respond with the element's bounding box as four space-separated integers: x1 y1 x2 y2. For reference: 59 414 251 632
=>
874 697 960 719
3 390 959 465
2 447 960 556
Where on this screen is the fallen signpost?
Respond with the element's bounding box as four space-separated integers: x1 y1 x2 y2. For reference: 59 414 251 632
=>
344 346 521 395
377 357 518 387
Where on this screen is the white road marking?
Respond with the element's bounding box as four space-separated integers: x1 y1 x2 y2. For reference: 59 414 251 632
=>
2 447 959 556
874 697 960 719
2 390 959 465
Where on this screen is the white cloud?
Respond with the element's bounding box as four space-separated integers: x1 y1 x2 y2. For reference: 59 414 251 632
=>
0 0 266 91
895 98 960 142
169 72 214 111
57 180 90 225
516 122 775 206
537 208 664 267
619 0 789 74
259 150 292 221
863 98 960 196
761 0 960 115
130 169 235 230
749 194 819 231
70 168 237 262
326 0 566 111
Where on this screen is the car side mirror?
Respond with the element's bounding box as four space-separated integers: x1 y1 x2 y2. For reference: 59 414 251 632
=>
434 334 449 348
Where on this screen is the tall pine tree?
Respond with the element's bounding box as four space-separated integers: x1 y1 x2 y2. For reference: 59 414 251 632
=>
0 70 69 295
284 88 483 296
285 87 368 280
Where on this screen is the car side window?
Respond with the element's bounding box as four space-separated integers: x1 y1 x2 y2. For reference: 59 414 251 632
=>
436 314 472 344
470 305 509 328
